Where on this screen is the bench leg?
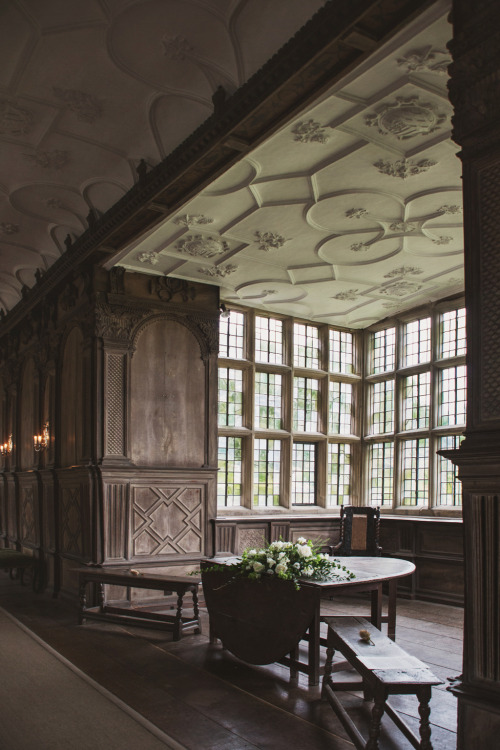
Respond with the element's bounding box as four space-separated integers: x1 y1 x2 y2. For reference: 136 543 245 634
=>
78 580 88 625
366 689 386 750
322 641 336 696
173 591 184 640
192 586 201 635
417 686 433 750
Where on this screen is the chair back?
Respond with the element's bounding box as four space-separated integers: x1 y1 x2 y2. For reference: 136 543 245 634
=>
332 505 382 556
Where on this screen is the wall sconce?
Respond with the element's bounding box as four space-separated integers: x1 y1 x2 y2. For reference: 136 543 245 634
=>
0 435 12 456
219 303 230 319
34 422 50 453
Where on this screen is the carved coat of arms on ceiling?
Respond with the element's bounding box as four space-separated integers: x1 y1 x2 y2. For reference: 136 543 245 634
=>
365 96 447 140
0 99 34 135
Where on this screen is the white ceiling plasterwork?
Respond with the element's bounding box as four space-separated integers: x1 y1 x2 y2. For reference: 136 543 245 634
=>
116 4 463 329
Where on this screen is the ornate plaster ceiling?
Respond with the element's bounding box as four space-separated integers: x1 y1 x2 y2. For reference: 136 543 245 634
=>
115 1 463 328
0 0 325 312
0 1 461 329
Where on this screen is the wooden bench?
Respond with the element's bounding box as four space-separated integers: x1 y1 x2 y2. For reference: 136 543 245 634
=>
0 548 43 592
322 616 442 750
76 567 202 641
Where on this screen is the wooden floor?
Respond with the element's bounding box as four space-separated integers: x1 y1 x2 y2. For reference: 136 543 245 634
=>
0 573 462 749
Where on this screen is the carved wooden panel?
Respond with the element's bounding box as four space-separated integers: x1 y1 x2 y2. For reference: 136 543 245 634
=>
20 482 38 546
130 318 205 467
19 357 36 470
215 523 236 554
6 475 17 543
131 484 204 557
236 526 268 553
60 328 84 467
59 486 84 556
104 483 127 561
105 352 126 456
418 526 464 556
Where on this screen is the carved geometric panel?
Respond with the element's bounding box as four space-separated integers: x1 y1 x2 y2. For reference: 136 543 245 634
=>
60 487 83 556
106 353 125 455
131 485 203 557
236 527 268 554
105 484 127 561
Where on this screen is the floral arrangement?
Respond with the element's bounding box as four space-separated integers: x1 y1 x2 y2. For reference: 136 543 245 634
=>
205 538 355 590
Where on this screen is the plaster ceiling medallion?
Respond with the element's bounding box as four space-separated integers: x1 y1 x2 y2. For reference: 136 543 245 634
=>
379 281 422 297
45 197 66 210
397 46 451 75
0 223 19 235
388 221 417 233
137 251 160 265
350 242 371 252
437 205 462 215
384 266 423 278
53 88 103 123
333 289 359 301
373 157 437 179
24 150 70 170
174 214 214 227
291 119 330 144
176 233 228 258
0 99 34 135
365 96 447 140
345 208 368 219
254 231 287 251
162 35 193 60
431 235 453 245
198 264 237 278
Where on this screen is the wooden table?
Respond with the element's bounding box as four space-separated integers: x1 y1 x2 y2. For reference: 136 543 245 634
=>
76 567 202 641
204 556 415 686
297 556 416 686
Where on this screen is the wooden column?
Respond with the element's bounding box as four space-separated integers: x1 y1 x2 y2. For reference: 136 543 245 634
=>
446 1 500 745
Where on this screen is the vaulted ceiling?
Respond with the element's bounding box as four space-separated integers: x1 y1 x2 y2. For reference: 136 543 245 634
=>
1 0 460 328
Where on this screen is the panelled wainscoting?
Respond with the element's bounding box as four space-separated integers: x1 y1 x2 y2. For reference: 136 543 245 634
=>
212 515 464 606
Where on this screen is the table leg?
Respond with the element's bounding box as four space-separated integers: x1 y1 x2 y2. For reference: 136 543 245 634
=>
387 579 397 640
370 583 383 630
192 585 201 634
308 600 321 687
173 590 184 641
78 579 87 625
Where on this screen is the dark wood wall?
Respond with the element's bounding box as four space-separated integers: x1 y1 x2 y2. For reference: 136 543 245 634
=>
0 267 219 596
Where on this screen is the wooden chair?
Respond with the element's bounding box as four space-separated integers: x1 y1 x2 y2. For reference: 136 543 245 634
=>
330 505 382 557
323 505 395 640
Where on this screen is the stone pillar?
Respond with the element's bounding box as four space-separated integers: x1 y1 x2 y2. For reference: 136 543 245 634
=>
446 1 500 745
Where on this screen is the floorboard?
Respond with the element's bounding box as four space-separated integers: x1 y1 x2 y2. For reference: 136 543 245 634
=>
0 575 461 750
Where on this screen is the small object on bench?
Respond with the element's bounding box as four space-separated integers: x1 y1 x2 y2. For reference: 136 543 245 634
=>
0 548 43 592
76 567 202 641
322 615 442 750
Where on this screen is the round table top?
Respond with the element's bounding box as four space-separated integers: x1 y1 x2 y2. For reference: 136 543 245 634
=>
304 555 415 589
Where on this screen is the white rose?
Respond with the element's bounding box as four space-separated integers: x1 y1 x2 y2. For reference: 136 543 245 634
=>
303 566 313 577
297 544 312 558
275 563 287 574
267 558 276 567
293 562 301 569
278 551 286 560
253 561 265 572
297 537 307 544
266 569 274 575
247 549 257 556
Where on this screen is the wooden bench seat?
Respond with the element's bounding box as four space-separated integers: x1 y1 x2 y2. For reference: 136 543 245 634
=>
0 548 43 592
322 616 442 750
